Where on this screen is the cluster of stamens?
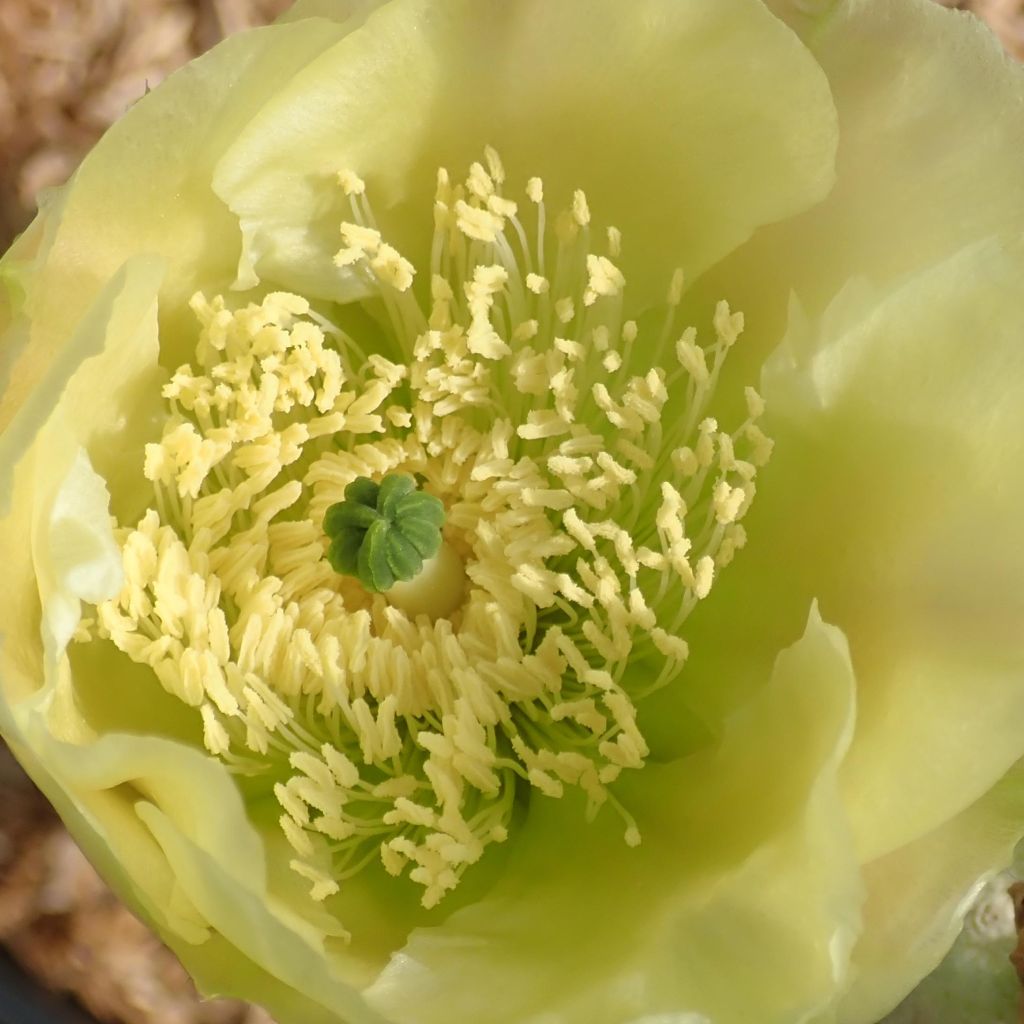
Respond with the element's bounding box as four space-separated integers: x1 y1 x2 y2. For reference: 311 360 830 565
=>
77 148 771 920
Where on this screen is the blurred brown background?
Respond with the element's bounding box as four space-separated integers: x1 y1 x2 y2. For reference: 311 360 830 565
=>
0 0 291 248
0 0 1023 1022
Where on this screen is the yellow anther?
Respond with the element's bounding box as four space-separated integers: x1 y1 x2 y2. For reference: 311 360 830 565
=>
583 254 625 306
337 168 366 195
572 189 591 227
455 199 505 243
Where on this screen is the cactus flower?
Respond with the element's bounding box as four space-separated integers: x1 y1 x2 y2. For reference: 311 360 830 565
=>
2 2 1024 1023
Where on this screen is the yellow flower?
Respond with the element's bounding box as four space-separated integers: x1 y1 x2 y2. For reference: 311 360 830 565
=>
2 2 1023 1023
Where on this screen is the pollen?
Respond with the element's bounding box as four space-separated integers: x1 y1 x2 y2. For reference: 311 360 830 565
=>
79 152 769 922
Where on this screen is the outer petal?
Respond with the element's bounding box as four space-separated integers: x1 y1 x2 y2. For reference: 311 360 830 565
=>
2 714 382 1024
788 0 1024 294
365 606 861 1024
213 0 837 308
698 0 1024 382
0 254 165 726
0 188 67 474
758 235 1024 865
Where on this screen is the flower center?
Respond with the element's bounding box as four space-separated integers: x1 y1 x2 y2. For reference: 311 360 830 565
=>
76 150 771 921
324 472 465 620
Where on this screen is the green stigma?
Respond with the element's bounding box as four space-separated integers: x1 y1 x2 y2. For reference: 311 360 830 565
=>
323 474 446 592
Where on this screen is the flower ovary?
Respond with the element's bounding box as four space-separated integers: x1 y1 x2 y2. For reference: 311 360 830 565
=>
324 473 445 592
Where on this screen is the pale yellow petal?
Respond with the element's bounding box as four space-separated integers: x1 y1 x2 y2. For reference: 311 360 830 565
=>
214 0 837 307
760 235 1024 864
697 0 1024 384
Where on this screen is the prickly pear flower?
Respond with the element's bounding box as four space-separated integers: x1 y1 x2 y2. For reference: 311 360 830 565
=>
2 2 1024 1024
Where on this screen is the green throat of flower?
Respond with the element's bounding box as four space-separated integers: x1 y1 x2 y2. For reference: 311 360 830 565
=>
76 149 771 921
